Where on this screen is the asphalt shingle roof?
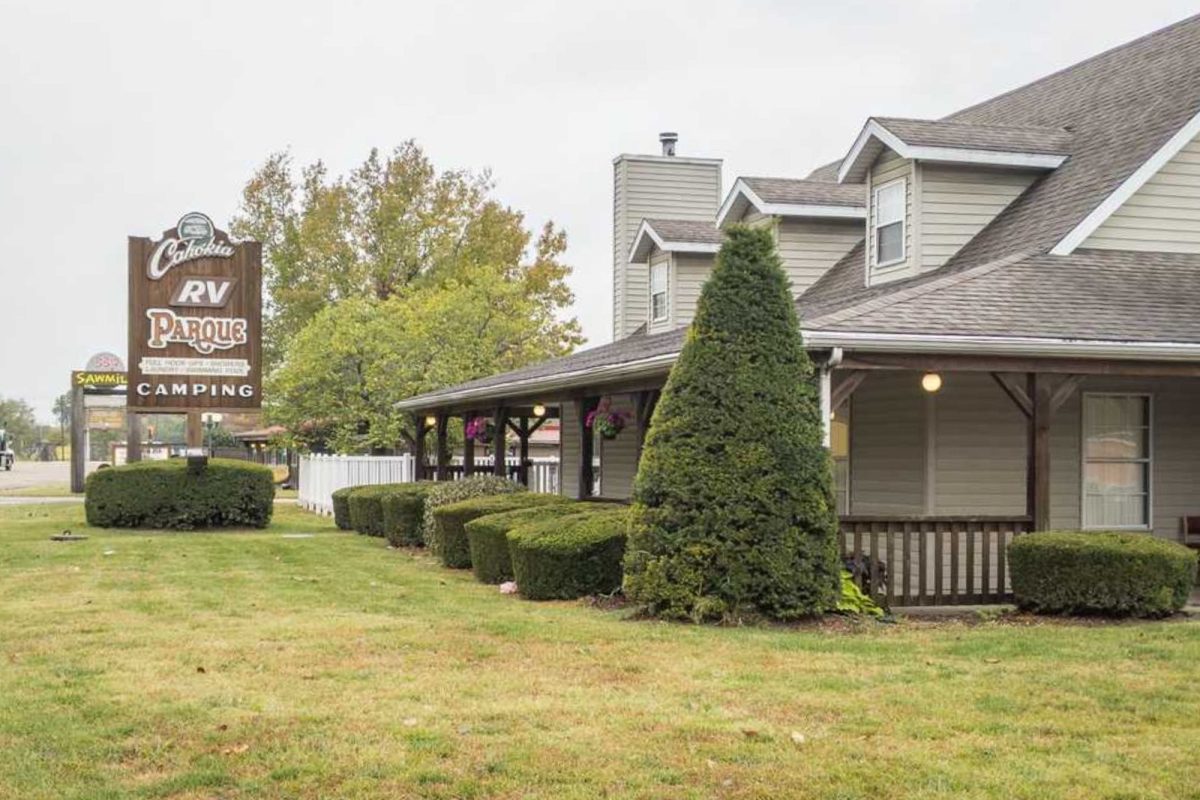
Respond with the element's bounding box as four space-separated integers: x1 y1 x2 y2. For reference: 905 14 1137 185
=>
643 218 723 244
741 177 865 208
872 117 1074 155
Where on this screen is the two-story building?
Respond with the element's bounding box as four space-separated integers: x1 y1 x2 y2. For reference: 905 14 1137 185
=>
397 16 1200 604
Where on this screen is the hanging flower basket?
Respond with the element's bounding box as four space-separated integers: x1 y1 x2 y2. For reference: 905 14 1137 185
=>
465 417 494 445
585 400 629 440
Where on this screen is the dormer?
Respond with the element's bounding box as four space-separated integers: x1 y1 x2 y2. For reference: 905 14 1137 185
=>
839 117 1071 285
628 219 721 334
716 177 865 296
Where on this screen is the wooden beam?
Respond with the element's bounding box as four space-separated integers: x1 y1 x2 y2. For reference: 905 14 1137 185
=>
991 372 1032 418
526 415 549 436
1027 374 1052 532
1049 374 1083 413
411 413 429 481
575 397 599 499
492 407 508 477
830 370 867 411
517 416 531 486
841 352 1200 378
633 389 660 460
434 413 450 481
462 416 475 477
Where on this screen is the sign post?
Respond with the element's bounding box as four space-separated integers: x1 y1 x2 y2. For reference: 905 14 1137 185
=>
69 368 128 492
127 213 262 460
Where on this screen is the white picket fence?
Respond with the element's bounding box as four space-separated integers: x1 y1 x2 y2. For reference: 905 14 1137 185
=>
298 453 560 515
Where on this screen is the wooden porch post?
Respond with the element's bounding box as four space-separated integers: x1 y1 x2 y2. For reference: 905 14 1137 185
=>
462 416 475 477
411 414 428 480
575 396 599 499
517 416 531 486
634 389 660 461
492 407 508 477
435 413 450 481
1028 374 1052 532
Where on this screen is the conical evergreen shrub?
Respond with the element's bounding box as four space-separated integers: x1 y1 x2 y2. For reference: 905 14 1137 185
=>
623 225 840 621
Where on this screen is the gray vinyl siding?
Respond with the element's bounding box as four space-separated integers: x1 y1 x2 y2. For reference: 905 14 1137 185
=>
848 371 927 514
740 210 776 230
866 150 915 285
647 250 674 335
673 253 715 327
776 219 863 297
613 156 721 339
918 165 1038 270
560 402 580 498
845 371 1200 540
598 394 639 500
1084 133 1200 252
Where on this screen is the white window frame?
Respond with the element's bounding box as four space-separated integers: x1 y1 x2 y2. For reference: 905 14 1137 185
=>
1080 392 1153 531
872 177 906 270
649 260 669 324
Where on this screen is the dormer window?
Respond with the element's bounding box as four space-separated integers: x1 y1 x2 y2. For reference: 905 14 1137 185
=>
650 260 669 322
873 178 905 268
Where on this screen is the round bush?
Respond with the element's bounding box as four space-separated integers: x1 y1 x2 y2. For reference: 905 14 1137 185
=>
466 502 620 583
85 458 274 530
1009 532 1198 618
432 493 567 568
347 485 405 537
509 508 631 600
332 487 356 530
381 482 435 547
624 226 839 622
421 476 525 556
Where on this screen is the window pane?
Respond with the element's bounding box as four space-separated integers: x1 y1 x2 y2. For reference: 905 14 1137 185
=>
651 293 666 321
876 182 904 224
1084 492 1148 528
650 262 667 293
877 222 903 264
1084 461 1147 494
1084 396 1148 459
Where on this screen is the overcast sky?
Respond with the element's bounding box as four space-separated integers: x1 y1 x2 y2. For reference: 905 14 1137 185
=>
2 0 1196 421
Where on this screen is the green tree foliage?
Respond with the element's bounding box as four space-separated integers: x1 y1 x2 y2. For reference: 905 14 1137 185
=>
0 396 38 456
623 226 840 622
232 142 580 371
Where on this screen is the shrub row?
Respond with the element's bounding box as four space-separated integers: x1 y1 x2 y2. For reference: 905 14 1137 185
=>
85 458 274 530
509 507 630 600
1009 531 1197 618
432 493 568 568
465 505 584 583
331 487 355 530
420 476 524 556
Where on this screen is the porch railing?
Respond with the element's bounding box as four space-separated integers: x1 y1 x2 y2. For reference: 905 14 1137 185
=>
838 516 1032 606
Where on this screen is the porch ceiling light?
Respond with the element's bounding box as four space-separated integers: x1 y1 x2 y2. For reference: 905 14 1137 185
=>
921 372 943 393
532 404 547 417
424 414 437 427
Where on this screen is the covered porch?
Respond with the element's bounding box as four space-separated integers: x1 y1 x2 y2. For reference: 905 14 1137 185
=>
397 338 1200 606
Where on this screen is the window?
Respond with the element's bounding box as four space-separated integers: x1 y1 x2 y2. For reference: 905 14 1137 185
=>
650 260 668 323
1082 394 1151 529
873 179 905 268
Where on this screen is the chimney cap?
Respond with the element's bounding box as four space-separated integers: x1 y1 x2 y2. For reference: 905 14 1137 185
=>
659 131 678 156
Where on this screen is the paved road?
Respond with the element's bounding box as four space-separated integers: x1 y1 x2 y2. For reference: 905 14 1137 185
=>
0 460 72 491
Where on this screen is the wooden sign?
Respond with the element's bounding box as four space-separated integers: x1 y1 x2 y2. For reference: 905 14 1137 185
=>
127 213 262 412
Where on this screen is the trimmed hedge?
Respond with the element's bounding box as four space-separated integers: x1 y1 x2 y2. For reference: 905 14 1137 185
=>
432 493 568 568
332 487 355 530
509 508 630 600
421 476 525 557
85 458 274 530
347 484 405 537
624 226 839 622
1009 532 1198 618
381 483 435 547
465 506 566 583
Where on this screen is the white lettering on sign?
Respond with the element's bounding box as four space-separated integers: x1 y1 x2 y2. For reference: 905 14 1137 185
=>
170 277 236 308
145 308 248 354
146 213 235 280
147 238 235 279
139 357 251 377
136 382 255 398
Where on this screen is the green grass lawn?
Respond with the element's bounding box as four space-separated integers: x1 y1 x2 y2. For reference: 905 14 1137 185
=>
1 503 1197 800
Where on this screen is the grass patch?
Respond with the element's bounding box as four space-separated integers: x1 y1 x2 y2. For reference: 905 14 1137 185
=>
0 482 76 497
0 502 1197 798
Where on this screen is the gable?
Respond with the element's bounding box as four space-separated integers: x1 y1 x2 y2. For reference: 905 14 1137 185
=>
1083 131 1200 253
919 165 1039 270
